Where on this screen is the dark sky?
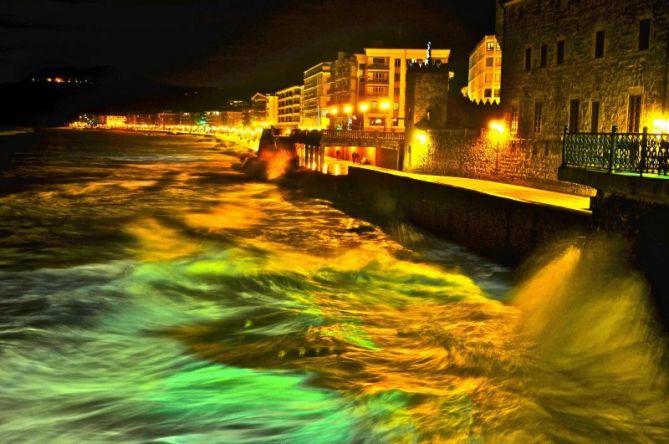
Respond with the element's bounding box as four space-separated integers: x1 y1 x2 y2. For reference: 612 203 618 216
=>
0 0 496 95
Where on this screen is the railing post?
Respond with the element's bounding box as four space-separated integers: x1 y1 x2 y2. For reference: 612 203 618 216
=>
608 125 617 173
561 125 568 166
640 127 648 177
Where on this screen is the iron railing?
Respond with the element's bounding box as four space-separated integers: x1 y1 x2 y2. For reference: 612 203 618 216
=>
562 126 669 176
322 129 405 144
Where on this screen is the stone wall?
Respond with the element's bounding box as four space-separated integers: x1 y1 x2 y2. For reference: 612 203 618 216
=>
347 166 591 266
500 0 669 137
407 128 595 195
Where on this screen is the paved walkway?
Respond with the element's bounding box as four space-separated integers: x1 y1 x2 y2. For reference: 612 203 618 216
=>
322 157 592 214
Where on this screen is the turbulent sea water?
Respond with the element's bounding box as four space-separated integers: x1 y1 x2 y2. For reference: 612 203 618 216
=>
0 129 667 443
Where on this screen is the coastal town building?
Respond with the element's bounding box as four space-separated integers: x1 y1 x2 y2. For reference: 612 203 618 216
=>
301 62 332 129
98 115 126 127
465 35 501 104
249 93 278 127
327 47 450 132
276 85 302 130
498 0 669 138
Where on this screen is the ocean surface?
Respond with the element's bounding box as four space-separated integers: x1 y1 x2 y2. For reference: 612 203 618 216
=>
0 129 667 443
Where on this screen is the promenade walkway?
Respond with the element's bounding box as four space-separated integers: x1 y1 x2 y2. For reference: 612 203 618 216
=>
322 157 592 214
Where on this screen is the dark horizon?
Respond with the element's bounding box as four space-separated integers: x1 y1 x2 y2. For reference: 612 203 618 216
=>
0 0 496 95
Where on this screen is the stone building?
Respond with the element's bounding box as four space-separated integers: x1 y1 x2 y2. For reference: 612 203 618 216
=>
465 35 502 104
301 62 331 129
498 0 669 139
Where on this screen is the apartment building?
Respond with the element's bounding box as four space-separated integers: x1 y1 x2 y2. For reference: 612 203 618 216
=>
327 47 450 131
301 62 332 129
276 85 303 130
466 35 502 104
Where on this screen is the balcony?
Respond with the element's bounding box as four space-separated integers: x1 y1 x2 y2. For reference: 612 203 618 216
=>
366 78 389 85
367 63 389 70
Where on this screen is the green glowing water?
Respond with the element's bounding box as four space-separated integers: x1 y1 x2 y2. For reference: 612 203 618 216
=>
0 130 667 442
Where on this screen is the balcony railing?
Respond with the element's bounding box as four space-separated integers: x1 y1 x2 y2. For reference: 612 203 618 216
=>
322 129 405 145
562 126 669 176
367 63 390 70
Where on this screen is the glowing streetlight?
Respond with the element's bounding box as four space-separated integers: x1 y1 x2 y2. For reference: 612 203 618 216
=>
380 100 391 111
329 107 339 116
343 104 353 115
652 118 669 134
414 130 428 145
358 102 369 113
488 120 507 135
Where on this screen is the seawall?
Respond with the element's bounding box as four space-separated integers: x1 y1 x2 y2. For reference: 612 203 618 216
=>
346 167 591 266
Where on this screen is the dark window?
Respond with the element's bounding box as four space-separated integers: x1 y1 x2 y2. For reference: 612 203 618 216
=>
639 19 651 51
540 44 547 67
511 106 519 134
595 30 605 58
569 99 580 133
494 89 501 97
591 101 600 132
359 64 366 71
534 102 543 133
484 88 492 98
394 73 400 81
524 48 532 71
394 58 401 68
486 57 494 67
556 40 565 65
628 95 642 133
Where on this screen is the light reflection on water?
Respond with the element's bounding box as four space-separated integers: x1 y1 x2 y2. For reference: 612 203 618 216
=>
0 130 667 442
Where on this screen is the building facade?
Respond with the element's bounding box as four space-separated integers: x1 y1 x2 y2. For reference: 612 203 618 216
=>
301 62 332 129
276 85 302 130
466 35 502 104
499 0 669 140
249 93 278 127
327 47 451 132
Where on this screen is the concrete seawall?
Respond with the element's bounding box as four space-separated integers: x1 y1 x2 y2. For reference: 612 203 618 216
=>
346 167 592 265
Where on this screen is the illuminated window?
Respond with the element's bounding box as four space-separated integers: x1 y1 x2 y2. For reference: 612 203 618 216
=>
591 101 600 132
534 102 543 133
393 101 399 110
494 89 501 97
394 58 401 68
540 44 547 67
524 48 532 71
639 19 651 51
486 41 494 51
594 30 605 58
556 40 565 65
628 95 642 133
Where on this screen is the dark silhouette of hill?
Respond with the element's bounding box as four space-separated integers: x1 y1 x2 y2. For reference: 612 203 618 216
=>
0 66 234 127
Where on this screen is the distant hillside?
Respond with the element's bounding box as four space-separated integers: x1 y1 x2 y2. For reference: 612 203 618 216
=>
0 66 235 126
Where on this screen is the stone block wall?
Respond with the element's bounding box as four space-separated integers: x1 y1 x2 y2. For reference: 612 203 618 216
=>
408 128 595 195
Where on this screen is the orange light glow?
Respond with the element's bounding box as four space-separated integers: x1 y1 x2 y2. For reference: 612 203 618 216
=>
343 104 353 115
359 102 369 113
652 118 669 134
329 107 339 116
380 100 391 111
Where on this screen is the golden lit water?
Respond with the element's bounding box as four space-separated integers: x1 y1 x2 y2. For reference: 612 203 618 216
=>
0 129 667 443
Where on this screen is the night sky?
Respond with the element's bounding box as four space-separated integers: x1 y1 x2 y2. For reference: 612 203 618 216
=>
1 0 496 95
